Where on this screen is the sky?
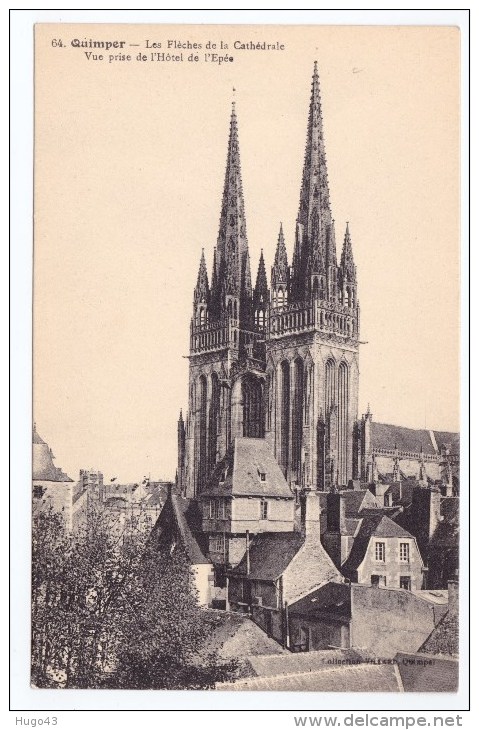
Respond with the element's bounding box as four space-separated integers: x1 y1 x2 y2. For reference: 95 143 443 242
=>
33 23 460 483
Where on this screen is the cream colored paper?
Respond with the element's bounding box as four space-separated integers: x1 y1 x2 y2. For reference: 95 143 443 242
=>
34 23 459 485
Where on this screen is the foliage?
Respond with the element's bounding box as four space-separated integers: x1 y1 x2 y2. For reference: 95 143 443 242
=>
31 505 237 689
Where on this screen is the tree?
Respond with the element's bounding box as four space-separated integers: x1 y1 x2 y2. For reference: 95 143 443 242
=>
31 505 237 689
111 540 238 689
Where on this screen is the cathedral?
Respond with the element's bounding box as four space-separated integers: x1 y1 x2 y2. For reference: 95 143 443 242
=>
173 64 458 603
177 62 360 499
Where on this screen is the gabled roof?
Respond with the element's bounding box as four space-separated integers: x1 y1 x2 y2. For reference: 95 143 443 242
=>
341 515 415 578
289 582 351 619
232 532 304 581
201 437 293 499
340 489 379 517
152 495 210 565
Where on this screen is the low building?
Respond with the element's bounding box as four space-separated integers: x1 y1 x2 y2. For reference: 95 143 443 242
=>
228 490 343 645
287 582 449 658
72 473 167 532
151 490 213 606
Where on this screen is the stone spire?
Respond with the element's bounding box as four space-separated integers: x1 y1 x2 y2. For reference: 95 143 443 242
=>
340 222 356 283
193 248 210 305
292 62 333 299
216 102 250 303
253 249 269 308
271 223 289 288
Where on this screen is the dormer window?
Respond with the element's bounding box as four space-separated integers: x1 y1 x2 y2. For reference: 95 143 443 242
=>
259 472 266 482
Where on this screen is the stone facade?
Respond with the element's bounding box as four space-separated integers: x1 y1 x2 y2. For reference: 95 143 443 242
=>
178 64 360 503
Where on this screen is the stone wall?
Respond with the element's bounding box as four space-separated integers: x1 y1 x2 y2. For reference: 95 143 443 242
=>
351 584 448 658
357 535 423 590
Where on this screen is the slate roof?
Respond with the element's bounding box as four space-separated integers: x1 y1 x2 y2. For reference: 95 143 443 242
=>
152 495 210 565
341 489 378 517
371 422 436 455
419 611 459 656
341 515 415 578
385 481 415 507
232 532 304 580
289 582 351 619
343 518 361 536
201 437 293 499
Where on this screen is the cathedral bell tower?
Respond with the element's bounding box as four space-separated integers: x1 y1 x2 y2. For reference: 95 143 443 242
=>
265 62 360 490
184 102 266 497
179 64 360 498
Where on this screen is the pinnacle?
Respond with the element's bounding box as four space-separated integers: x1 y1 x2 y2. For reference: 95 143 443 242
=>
194 248 209 302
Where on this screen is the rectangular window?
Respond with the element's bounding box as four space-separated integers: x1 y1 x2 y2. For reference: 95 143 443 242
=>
209 534 225 553
259 472 266 482
375 542 385 562
260 499 268 520
400 576 411 590
371 575 386 587
209 498 225 519
399 542 410 562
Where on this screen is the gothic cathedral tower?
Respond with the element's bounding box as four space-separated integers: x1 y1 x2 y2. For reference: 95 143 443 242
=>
180 102 268 497
266 63 360 491
178 64 359 497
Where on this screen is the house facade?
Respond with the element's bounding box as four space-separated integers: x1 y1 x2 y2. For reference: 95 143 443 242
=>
341 514 424 590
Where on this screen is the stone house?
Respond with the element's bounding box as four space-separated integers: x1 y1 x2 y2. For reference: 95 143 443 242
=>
198 436 296 602
341 514 424 590
228 490 342 645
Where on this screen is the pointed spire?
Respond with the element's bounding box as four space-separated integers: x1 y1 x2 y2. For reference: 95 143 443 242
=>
272 223 289 286
194 248 209 305
292 62 333 298
254 249 269 305
340 222 356 282
216 102 250 303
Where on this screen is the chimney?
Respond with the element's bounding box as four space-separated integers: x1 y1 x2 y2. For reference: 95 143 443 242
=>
300 490 322 539
429 488 442 540
326 492 345 534
374 482 389 506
